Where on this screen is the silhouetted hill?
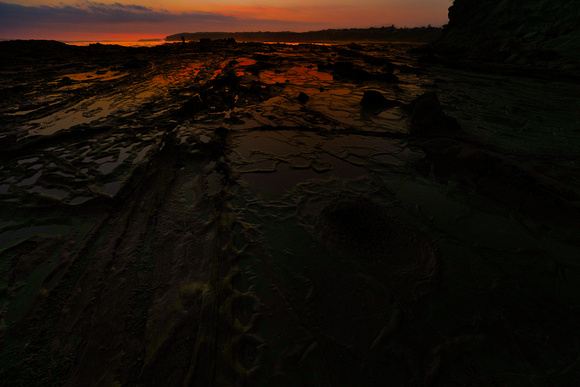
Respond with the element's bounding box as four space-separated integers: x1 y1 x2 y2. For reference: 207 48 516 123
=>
0 40 135 69
426 0 580 71
166 26 442 44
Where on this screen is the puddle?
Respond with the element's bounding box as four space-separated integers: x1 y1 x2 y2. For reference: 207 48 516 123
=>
239 159 278 173
31 186 69 199
243 163 325 199
101 181 122 196
98 159 123 174
28 97 116 136
59 70 126 83
0 224 70 252
236 132 300 157
5 109 37 116
18 171 42 186
18 157 39 165
134 145 152 164
96 146 132 174
372 153 403 165
235 58 257 76
260 65 333 85
94 156 115 164
69 196 92 205
320 153 367 179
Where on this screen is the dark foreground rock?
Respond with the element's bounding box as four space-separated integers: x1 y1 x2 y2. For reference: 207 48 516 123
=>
407 92 461 135
409 92 580 224
1 39 579 387
297 92 309 104
360 90 396 110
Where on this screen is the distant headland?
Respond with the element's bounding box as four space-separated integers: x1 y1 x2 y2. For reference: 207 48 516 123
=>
166 26 442 44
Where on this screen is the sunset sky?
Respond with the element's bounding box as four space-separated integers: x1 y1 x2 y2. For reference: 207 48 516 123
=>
0 0 452 41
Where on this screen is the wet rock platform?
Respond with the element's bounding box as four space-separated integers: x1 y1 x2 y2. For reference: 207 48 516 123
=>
1 39 580 385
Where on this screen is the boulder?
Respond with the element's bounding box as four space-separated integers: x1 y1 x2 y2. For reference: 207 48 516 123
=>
408 92 461 135
360 90 393 109
174 95 205 118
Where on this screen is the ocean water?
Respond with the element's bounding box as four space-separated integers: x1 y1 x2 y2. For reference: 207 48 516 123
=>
63 40 169 47
63 40 337 47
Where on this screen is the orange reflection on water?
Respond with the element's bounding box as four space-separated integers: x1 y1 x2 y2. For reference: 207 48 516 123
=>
260 65 333 85
150 62 203 88
235 58 257 76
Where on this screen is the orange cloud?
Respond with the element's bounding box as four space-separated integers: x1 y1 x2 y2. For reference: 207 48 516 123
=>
199 5 303 20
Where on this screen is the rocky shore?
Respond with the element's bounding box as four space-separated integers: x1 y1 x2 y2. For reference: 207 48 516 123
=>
1 36 580 385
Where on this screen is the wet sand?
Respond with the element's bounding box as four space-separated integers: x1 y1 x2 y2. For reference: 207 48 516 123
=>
1 39 580 385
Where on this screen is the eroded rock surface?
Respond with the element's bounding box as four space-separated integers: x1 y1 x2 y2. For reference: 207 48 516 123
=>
1 39 580 386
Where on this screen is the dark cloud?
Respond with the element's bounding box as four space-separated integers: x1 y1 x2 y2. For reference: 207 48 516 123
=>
0 1 241 25
0 1 328 39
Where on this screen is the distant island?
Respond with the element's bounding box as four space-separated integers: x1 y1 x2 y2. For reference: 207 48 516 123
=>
138 38 163 42
166 26 442 44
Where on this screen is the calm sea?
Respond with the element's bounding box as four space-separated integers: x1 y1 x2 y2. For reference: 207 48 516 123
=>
63 40 169 47
63 40 336 47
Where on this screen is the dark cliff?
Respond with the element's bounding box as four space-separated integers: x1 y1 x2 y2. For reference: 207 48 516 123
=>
429 0 580 71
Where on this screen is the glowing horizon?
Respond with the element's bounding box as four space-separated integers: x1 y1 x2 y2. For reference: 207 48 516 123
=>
0 0 451 41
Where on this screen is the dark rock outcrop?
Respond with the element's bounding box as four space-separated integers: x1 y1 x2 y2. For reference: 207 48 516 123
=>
407 92 461 135
408 92 579 224
425 0 580 72
174 95 205 118
332 61 372 80
297 92 309 104
360 90 395 110
331 60 399 83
